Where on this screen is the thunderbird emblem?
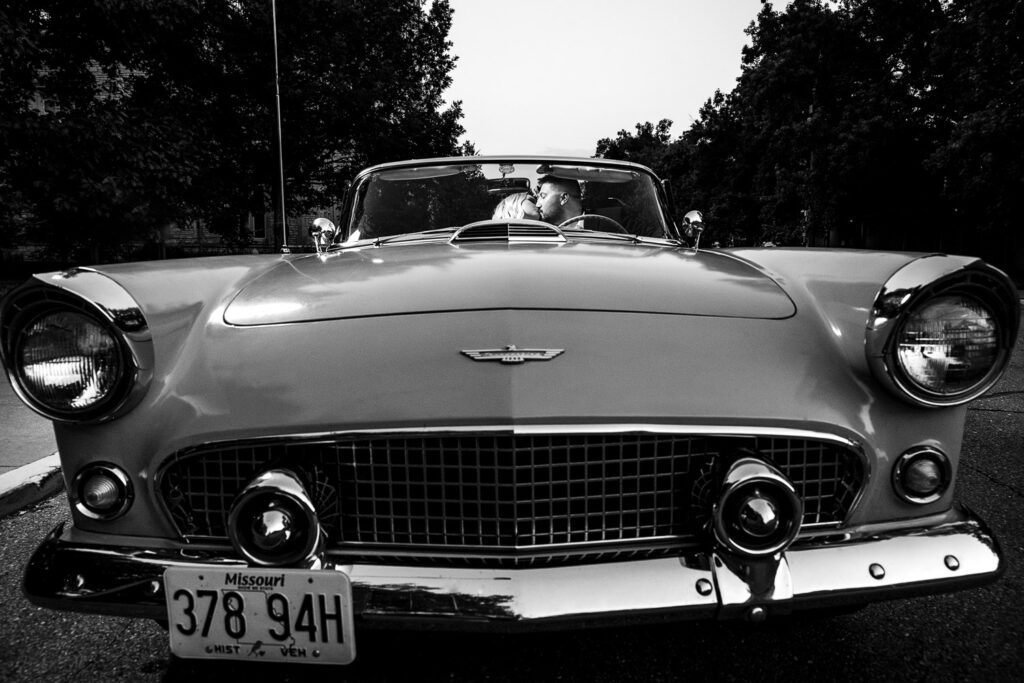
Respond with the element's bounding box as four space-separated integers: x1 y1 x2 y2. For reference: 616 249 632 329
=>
461 345 564 364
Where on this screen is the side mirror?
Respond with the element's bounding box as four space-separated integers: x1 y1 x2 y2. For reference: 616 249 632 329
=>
683 210 705 249
309 217 337 255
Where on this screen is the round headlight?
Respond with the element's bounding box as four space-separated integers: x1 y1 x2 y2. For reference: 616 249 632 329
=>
15 310 125 415
894 294 1000 401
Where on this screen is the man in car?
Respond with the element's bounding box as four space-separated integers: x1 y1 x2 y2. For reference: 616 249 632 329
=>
535 176 584 227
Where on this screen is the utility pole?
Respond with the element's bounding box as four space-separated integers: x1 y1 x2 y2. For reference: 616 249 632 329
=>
271 0 289 253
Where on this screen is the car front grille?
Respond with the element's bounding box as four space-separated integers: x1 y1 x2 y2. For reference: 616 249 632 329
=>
159 432 864 566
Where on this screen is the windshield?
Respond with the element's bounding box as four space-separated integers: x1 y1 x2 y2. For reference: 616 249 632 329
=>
346 160 672 241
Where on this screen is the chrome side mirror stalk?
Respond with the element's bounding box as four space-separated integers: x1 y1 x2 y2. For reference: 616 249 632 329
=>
309 217 337 256
683 210 705 251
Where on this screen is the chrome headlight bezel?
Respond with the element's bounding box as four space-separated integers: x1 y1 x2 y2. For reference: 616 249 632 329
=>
0 271 153 422
867 258 1020 408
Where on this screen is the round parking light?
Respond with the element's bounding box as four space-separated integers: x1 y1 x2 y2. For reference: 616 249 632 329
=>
73 464 133 520
893 447 950 504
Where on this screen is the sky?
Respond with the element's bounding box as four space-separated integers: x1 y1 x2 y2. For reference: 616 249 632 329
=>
443 0 770 157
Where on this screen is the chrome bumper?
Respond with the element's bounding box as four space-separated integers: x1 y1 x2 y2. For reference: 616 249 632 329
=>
24 505 1002 629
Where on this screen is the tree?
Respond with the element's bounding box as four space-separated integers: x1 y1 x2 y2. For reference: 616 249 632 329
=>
1 1 207 257
925 0 1024 262
670 90 761 246
0 0 467 260
591 0 1018 263
595 119 675 171
716 0 949 247
594 0 1021 275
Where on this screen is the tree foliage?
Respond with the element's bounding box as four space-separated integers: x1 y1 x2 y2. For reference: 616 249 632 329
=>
0 0 466 259
595 119 674 170
594 0 1023 275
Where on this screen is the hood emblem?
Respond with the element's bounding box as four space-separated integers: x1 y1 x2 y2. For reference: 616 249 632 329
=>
461 345 564 364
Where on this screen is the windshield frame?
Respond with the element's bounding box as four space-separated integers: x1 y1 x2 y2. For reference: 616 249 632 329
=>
340 156 681 244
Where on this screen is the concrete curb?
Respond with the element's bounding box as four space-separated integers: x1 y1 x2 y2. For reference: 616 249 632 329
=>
0 452 63 517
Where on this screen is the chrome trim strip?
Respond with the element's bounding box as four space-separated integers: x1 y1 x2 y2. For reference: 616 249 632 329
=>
24 506 1002 626
170 423 864 448
353 156 661 183
333 534 688 554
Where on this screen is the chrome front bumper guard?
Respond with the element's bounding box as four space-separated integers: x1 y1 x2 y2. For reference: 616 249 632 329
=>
24 505 1002 628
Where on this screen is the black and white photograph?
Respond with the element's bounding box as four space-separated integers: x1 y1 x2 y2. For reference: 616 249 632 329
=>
1 1 1021 681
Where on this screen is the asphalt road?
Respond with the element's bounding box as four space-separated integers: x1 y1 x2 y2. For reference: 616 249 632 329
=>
0 277 59 474
0 371 58 473
1 331 1021 682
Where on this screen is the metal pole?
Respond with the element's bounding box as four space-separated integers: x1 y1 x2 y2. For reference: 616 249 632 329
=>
271 0 288 252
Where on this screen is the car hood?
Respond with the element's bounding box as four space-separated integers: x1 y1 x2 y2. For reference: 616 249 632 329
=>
223 242 795 325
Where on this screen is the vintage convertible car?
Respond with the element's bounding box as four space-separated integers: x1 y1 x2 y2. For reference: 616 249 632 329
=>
1 157 1019 665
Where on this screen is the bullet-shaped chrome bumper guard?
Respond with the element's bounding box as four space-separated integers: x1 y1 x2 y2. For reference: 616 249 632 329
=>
23 505 1001 628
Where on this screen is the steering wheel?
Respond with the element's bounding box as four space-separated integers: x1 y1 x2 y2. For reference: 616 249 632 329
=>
557 214 628 234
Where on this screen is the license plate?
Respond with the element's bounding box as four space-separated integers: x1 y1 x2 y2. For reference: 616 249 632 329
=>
164 566 355 665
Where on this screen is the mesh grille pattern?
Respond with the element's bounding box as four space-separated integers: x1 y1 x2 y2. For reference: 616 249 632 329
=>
159 432 864 564
332 434 696 547
759 438 863 525
162 446 268 539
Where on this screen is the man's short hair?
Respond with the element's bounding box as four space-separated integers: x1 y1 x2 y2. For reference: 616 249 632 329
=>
537 175 581 199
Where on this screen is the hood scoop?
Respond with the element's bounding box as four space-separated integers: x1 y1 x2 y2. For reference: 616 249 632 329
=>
451 221 567 244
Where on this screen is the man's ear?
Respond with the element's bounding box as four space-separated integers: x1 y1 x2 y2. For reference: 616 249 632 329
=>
559 193 567 205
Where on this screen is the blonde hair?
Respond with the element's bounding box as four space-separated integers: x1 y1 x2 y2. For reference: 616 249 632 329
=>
492 192 533 220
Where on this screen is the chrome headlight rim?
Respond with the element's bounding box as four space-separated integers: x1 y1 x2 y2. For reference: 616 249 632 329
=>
0 276 152 423
867 259 1019 408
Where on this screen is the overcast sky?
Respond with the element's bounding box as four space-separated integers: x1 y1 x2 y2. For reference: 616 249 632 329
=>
443 0 769 157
